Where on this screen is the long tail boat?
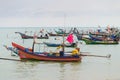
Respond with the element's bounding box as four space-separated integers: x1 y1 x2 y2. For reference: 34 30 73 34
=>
54 28 73 35
88 33 105 41
88 32 119 41
43 42 77 47
12 42 81 62
54 29 67 34
82 38 119 45
47 32 68 36
15 32 49 39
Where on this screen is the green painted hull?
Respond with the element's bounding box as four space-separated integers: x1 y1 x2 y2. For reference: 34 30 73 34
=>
82 38 119 45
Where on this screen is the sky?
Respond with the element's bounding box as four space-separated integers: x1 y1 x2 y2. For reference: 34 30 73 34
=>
0 0 120 27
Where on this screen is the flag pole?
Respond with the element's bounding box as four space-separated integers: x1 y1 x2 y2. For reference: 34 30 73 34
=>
32 32 37 52
62 34 65 52
62 14 66 53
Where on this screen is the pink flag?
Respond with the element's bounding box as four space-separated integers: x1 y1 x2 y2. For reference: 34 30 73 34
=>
66 33 73 44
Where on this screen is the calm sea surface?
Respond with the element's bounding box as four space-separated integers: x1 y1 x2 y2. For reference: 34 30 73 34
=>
0 27 120 80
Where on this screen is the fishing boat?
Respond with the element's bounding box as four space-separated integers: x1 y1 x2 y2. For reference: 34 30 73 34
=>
48 28 78 37
88 33 105 41
43 42 77 47
45 32 78 47
54 28 67 34
48 32 68 36
54 28 73 35
15 32 49 39
88 33 119 41
82 38 119 45
11 42 81 62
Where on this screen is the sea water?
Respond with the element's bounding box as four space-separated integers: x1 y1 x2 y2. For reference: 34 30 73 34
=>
0 27 120 80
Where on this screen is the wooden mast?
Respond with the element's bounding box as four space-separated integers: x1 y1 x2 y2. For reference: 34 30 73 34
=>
32 32 37 52
32 37 35 52
62 14 66 53
62 33 65 52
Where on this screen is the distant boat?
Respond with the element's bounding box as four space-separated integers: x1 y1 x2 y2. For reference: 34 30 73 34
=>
48 28 73 36
54 28 73 34
88 33 105 41
54 28 67 34
15 32 49 39
45 33 78 47
82 38 119 45
88 33 119 41
43 42 77 47
48 32 68 36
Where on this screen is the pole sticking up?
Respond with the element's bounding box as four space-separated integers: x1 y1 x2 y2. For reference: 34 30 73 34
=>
80 54 111 58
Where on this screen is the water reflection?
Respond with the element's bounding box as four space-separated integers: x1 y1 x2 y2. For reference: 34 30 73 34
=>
13 61 82 80
15 61 41 80
58 62 81 80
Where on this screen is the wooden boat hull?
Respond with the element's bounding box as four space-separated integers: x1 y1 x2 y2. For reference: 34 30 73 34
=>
15 32 49 39
82 38 119 44
18 50 81 62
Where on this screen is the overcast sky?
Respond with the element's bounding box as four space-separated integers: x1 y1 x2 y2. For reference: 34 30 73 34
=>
0 0 120 27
